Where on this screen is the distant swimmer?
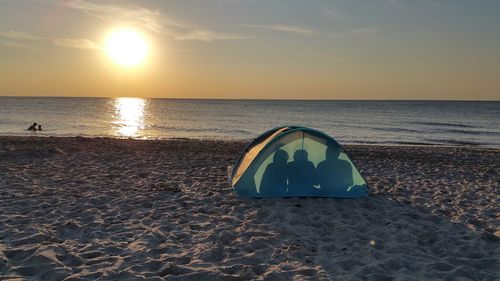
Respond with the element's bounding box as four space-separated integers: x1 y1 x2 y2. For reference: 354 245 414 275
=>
37 125 42 131
27 123 37 131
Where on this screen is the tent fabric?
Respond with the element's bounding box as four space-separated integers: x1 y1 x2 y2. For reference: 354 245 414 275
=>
231 126 368 198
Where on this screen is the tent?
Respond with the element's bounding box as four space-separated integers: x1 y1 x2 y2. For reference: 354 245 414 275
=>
231 126 368 198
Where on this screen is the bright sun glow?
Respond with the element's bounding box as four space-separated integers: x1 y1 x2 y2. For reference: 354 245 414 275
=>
105 29 148 66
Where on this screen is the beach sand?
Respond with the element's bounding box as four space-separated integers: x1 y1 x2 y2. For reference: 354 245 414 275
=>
0 137 498 280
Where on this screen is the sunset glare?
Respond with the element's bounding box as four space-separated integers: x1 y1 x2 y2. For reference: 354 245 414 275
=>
105 29 148 66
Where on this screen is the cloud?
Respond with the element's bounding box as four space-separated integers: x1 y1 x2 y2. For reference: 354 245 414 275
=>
63 0 175 34
1 30 42 40
0 30 101 51
243 24 317 36
53 38 102 50
322 8 341 19
0 30 42 48
0 39 33 48
63 0 249 42
176 30 253 42
329 27 377 38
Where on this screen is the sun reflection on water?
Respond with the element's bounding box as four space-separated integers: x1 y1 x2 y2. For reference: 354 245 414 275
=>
113 97 145 137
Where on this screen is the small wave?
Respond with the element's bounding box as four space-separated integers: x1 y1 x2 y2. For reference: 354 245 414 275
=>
343 139 381 145
439 129 500 137
147 125 253 136
339 124 422 134
222 129 254 135
371 127 422 133
413 121 476 128
386 140 439 146
346 139 438 146
147 124 180 130
424 138 484 146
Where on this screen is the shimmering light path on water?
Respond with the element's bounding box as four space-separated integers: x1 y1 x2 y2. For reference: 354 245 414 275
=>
113 98 146 138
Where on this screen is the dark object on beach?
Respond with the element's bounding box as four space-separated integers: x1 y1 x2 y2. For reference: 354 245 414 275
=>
37 125 42 131
27 123 37 131
150 183 182 193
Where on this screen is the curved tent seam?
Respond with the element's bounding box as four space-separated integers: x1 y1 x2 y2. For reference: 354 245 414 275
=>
231 126 298 183
231 126 284 178
232 126 302 186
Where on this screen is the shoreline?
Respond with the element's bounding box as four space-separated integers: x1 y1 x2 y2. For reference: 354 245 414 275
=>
1 136 498 280
1 135 499 150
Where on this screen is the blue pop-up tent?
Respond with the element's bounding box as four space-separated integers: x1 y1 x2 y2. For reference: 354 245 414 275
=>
231 126 368 198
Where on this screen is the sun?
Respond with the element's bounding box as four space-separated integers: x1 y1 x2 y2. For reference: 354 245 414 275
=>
105 29 148 66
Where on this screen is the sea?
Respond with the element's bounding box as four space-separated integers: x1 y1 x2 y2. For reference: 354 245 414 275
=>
0 97 499 148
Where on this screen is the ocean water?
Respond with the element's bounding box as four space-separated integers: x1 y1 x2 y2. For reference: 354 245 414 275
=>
0 97 499 148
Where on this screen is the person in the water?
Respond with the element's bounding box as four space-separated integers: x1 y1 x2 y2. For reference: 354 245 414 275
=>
27 123 37 131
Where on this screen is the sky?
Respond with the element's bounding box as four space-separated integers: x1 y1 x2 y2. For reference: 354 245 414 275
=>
0 0 499 100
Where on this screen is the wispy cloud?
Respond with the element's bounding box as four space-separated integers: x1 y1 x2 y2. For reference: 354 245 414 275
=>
1 30 43 40
322 8 342 19
176 30 253 42
329 27 377 38
63 0 177 34
53 38 102 50
63 0 250 42
0 39 33 48
0 30 42 48
0 29 102 50
243 24 317 36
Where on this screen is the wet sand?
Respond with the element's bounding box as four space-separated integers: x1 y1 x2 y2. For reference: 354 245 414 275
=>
0 137 498 280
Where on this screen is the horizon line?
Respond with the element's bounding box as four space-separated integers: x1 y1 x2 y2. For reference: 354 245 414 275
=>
0 95 499 102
